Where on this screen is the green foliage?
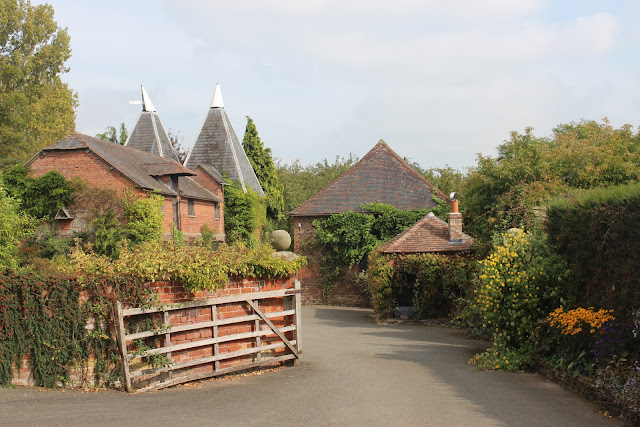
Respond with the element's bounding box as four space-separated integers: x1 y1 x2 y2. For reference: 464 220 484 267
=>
88 192 163 258
0 0 77 168
224 180 265 245
0 272 150 387
122 192 164 244
467 230 567 371
95 123 128 145
546 182 640 319
199 224 216 249
311 203 431 300
91 209 123 259
0 186 36 269
65 240 306 293
313 203 428 268
242 116 285 224
366 251 476 320
422 165 467 196
2 165 74 219
461 120 640 248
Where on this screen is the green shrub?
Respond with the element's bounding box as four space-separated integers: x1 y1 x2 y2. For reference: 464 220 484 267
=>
224 181 265 245
547 182 640 319
122 192 164 244
2 166 74 220
0 186 36 269
91 209 124 258
66 240 307 292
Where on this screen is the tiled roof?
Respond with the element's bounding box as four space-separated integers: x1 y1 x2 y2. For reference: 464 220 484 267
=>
378 213 474 254
178 176 220 202
125 111 180 162
26 133 218 199
184 88 264 196
290 140 449 216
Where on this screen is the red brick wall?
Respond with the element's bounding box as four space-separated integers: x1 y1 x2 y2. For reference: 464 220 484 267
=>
11 276 298 388
179 198 223 235
30 150 146 195
293 216 370 307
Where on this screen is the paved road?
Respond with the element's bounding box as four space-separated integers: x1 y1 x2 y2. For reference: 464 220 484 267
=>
0 306 625 426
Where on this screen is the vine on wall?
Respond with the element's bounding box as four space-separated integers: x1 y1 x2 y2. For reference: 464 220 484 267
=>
0 273 150 387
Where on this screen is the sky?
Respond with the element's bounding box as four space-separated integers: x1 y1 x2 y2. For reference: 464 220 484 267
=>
41 0 640 170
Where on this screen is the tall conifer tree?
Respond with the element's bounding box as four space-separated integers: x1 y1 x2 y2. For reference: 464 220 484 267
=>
242 116 285 223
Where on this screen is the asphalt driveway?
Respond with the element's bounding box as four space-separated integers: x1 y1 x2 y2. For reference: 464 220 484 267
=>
0 306 625 426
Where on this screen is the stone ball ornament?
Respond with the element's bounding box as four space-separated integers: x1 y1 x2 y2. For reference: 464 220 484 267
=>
270 230 292 251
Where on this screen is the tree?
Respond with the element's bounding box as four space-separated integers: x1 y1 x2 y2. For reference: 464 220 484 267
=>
96 123 128 145
168 129 187 163
422 166 467 196
242 117 284 225
0 185 36 269
0 0 77 169
461 119 640 247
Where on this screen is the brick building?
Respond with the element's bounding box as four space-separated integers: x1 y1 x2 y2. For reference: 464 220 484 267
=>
290 140 450 306
26 132 224 239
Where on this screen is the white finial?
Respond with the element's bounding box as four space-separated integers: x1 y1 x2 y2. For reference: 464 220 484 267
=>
211 83 224 108
141 85 156 112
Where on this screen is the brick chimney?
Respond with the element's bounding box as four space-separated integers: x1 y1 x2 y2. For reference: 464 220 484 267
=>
448 199 463 242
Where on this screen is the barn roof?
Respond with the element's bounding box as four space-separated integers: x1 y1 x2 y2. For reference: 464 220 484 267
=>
290 140 448 217
27 133 217 202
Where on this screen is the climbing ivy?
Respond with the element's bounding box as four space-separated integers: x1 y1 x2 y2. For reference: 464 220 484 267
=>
311 201 444 299
0 272 151 387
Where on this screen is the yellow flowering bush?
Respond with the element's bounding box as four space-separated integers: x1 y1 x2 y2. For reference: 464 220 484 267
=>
469 229 567 371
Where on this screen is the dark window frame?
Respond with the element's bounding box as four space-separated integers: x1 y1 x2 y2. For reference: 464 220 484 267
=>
187 198 195 217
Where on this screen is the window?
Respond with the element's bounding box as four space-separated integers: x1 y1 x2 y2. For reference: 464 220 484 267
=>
214 202 220 220
188 198 195 217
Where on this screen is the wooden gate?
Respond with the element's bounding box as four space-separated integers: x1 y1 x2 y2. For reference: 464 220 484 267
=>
115 280 302 393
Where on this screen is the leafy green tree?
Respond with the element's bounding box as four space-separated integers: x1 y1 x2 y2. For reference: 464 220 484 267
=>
422 166 467 196
461 120 640 247
242 117 284 225
0 0 77 169
0 185 36 269
96 123 128 145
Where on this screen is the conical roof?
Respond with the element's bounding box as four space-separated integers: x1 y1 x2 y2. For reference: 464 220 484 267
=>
290 140 449 216
124 86 180 162
184 84 264 196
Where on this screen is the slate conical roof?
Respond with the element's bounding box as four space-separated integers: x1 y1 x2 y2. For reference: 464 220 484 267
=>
184 84 264 196
290 140 449 216
124 86 180 162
